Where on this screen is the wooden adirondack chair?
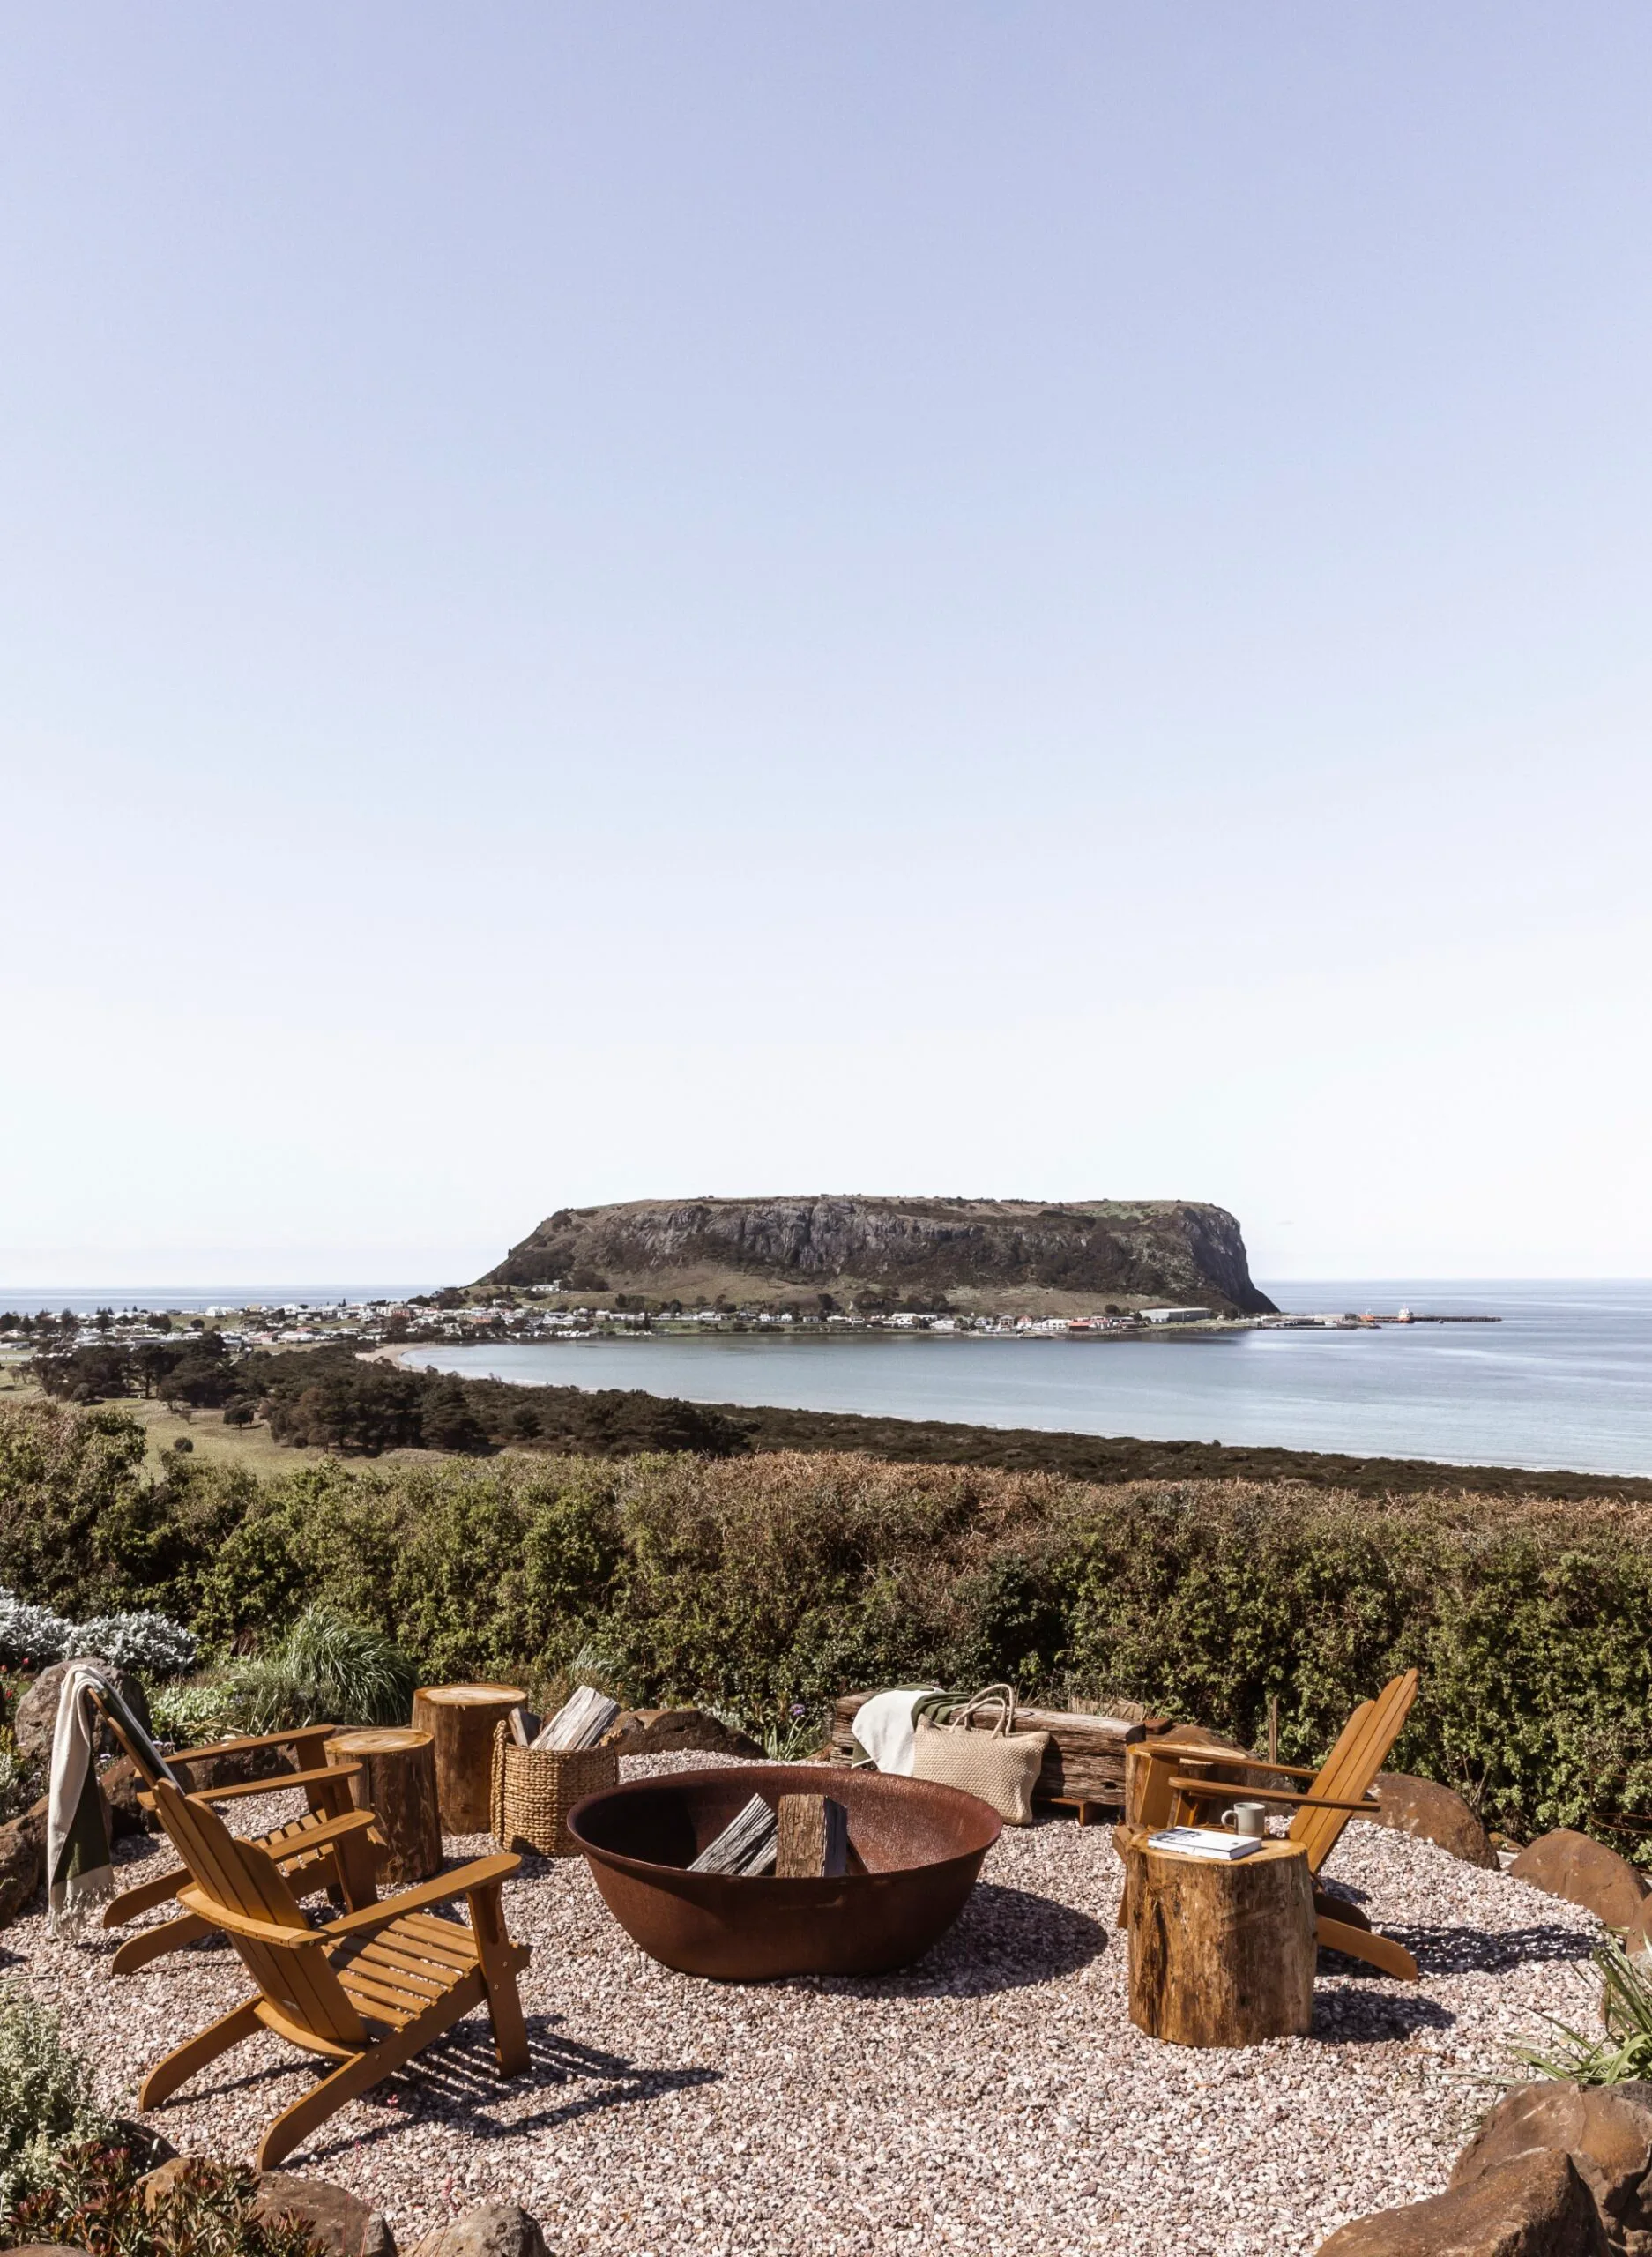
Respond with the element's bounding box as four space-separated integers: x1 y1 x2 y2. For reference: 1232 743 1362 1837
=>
139 1778 531 2169
90 1690 386 1975
1120 1670 1421 1983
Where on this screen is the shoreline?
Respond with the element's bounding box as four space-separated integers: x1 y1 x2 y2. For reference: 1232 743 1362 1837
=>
376 1343 1652 1500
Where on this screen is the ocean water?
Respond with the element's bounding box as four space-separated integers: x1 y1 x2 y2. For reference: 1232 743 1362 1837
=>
406 1282 1652 1478
0 1285 438 1313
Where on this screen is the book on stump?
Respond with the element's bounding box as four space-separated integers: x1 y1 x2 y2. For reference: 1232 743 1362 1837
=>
1147 1826 1265 1861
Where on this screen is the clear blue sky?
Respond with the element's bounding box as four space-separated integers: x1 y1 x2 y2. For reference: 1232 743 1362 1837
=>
3 6 1648 1285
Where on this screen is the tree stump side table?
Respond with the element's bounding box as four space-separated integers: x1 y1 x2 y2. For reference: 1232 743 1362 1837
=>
411 1683 528 1835
1125 1836 1314 2047
324 1726 442 1886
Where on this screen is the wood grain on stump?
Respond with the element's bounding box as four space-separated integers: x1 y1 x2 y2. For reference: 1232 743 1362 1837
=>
411 1684 528 1835
324 1726 441 1885
1126 1838 1314 2047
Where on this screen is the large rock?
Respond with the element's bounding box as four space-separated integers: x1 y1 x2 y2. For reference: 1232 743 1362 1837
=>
1317 2149 1607 2253
607 1708 765 1760
1373 1773 1498 1869
14 1658 153 1767
407 2201 549 2257
100 1755 160 1838
0 1801 47 1927
1510 1829 1650 1927
252 2171 397 2257
141 2162 395 2257
1451 2080 1652 2250
173 1739 298 1791
112 2117 177 2170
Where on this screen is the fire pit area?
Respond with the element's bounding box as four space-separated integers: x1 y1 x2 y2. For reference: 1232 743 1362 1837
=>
568 1762 1001 1977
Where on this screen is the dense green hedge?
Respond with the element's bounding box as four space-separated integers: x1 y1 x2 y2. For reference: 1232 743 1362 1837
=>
4 1397 1650 1845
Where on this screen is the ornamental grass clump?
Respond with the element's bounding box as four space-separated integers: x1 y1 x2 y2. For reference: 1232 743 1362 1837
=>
220 1605 417 1733
1514 1934 1652 2084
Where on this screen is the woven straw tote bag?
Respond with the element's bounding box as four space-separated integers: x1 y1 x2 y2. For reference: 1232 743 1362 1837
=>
911 1685 1050 1825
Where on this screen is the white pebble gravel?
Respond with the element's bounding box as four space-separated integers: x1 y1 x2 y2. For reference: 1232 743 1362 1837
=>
0 1754 1604 2256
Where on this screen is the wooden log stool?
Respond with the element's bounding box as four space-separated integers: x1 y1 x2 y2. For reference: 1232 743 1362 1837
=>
1125 1836 1314 2047
412 1682 528 1835
324 1725 441 1886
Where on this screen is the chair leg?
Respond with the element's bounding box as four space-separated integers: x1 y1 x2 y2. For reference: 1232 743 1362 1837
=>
1317 1914 1419 1983
1314 1886 1371 1933
140 2000 264 2108
105 1867 189 1926
467 1882 530 2075
256 2037 413 2169
112 1910 214 1974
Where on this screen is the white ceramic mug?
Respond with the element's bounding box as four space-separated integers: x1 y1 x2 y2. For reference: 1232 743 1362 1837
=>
1220 1801 1269 1839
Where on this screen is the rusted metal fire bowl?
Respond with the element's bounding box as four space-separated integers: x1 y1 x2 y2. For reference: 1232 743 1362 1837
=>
568 1763 1001 1979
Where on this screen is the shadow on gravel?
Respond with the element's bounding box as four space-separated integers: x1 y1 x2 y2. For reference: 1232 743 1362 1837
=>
1313 1987 1456 2043
768 1882 1110 2000
1401 1922 1597 1978
301 2014 722 2164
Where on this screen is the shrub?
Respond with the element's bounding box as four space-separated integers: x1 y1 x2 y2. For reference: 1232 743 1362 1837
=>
0 1984 114 2207
148 1676 243 1746
9 1397 1652 1847
0 1739 34 1823
0 1590 70 1672
63 1609 197 1677
5 2142 326 2257
0 1587 197 1678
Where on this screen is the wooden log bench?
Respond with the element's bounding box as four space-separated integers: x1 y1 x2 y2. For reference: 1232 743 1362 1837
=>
830 1691 1170 1812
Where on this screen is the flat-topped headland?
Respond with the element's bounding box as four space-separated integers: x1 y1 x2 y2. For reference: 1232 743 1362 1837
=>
478 1192 1278 1319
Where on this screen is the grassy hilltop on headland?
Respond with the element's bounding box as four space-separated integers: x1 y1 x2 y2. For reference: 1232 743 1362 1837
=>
479 1192 1278 1319
4 1392 1652 1855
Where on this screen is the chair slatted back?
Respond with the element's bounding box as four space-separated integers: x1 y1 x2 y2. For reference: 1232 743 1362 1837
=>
86 1681 182 1791
1287 1670 1418 1873
150 1781 367 2048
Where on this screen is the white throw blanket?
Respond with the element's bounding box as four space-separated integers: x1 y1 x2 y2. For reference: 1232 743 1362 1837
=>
48 1660 119 1936
852 1687 942 1777
47 1659 177 1939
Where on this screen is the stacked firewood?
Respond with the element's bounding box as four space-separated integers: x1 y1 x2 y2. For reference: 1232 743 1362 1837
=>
506 1685 621 1753
828 1691 1170 1807
689 1791 851 1878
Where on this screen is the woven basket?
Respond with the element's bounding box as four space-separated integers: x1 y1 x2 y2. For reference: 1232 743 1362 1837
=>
490 1721 619 1858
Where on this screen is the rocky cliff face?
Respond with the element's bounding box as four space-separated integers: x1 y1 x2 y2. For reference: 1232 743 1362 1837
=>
480 1196 1276 1317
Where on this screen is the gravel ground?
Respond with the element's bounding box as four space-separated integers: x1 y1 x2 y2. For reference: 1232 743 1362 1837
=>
0 1755 1604 2257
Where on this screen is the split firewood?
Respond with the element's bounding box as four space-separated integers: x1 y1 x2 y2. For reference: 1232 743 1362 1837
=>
688 1793 778 1876
532 1685 621 1753
776 1792 849 1878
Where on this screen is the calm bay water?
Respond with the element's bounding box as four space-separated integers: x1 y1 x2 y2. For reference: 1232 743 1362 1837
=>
408 1282 1652 1478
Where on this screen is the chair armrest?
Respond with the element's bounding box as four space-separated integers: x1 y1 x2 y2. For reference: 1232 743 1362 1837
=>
1168 1776 1379 1814
319 1854 522 1939
1157 1754 1324 1782
167 1725 336 1772
267 1808 381 1861
175 1885 326 1948
188 1762 360 1805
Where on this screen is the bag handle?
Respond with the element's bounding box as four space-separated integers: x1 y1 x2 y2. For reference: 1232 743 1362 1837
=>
948 1683 1017 1738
